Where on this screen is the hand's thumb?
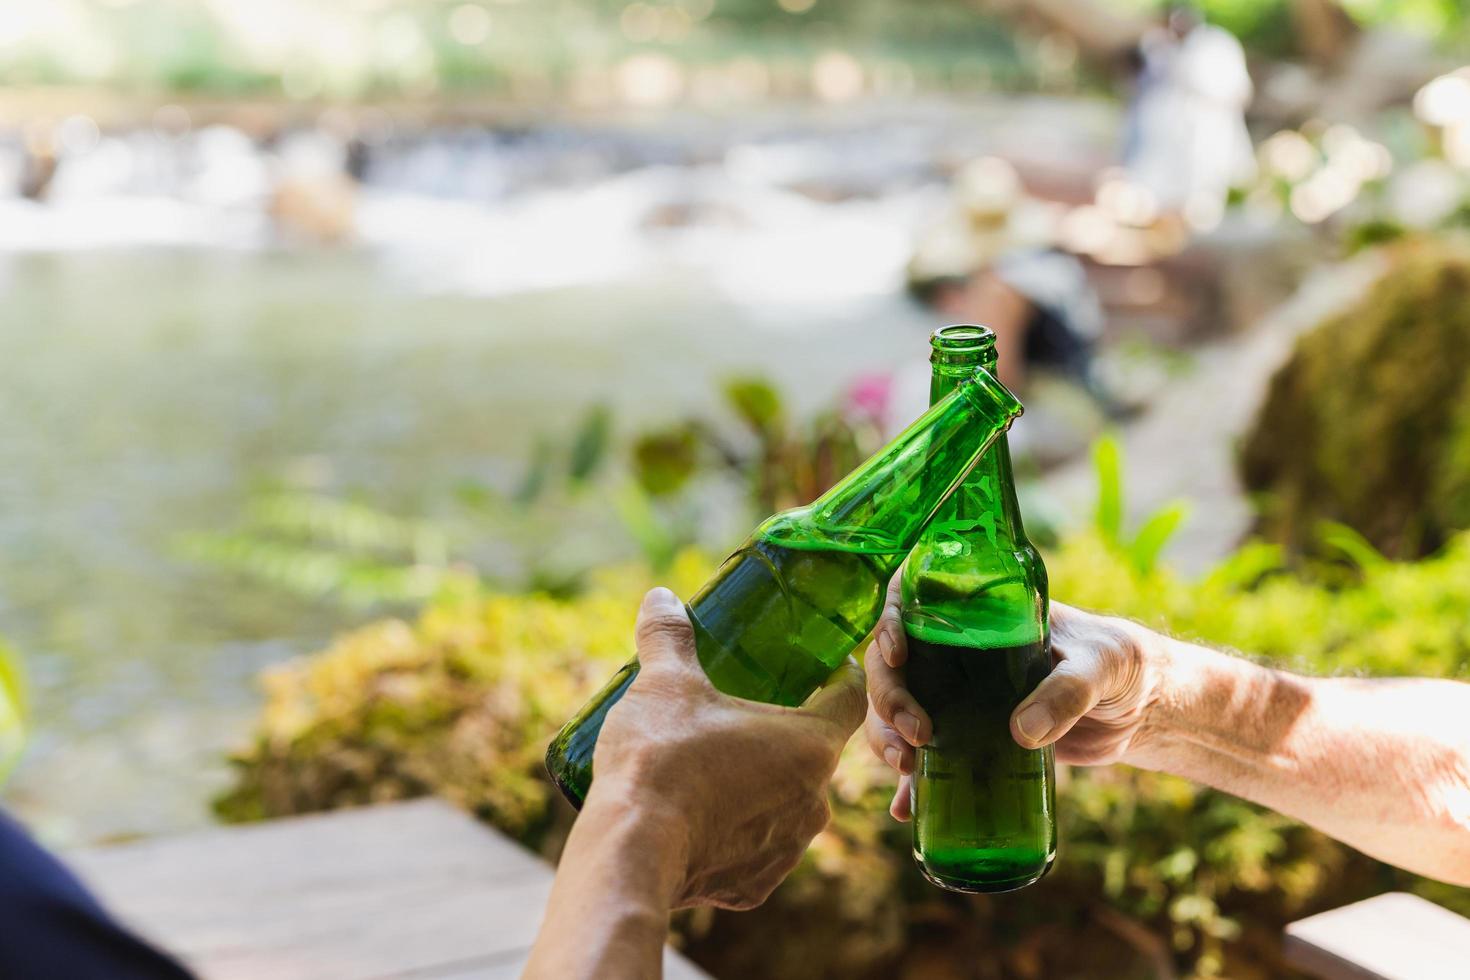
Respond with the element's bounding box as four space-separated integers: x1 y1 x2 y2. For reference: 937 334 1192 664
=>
1010 645 1109 748
634 587 697 670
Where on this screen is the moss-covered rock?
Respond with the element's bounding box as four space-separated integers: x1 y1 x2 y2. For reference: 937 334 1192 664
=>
1241 242 1470 558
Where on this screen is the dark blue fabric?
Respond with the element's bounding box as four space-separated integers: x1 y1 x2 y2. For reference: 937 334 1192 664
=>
0 809 194 979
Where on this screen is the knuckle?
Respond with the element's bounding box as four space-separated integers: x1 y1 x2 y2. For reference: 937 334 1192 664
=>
872 684 911 721
864 710 893 753
863 640 886 673
736 876 782 911
802 796 832 837
1047 667 1097 714
875 621 907 661
791 736 834 777
636 611 693 645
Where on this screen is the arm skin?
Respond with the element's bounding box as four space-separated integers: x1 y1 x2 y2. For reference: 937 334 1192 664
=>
864 578 1470 887
524 588 867 980
523 793 683 980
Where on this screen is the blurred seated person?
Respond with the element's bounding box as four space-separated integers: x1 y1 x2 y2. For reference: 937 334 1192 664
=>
904 156 1104 398
909 247 1102 394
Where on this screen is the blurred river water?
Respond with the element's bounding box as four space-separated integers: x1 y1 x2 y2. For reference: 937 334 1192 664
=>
0 98 1116 842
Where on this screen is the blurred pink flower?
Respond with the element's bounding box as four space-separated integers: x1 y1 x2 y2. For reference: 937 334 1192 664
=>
845 373 893 425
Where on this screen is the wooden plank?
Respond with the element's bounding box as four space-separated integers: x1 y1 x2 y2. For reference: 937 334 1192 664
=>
1283 892 1470 980
68 799 709 980
421 948 708 979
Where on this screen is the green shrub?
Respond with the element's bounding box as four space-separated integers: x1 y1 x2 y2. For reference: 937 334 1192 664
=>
218 528 1470 978
1241 242 1470 558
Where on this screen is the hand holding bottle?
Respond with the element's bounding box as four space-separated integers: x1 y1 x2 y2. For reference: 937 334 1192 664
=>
528 588 867 978
592 587 867 910
865 589 1163 821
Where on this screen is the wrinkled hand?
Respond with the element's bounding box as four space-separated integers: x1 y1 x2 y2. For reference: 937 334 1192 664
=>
863 576 1162 820
591 587 867 910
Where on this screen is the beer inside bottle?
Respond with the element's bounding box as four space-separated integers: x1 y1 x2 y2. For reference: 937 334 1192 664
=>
546 366 1023 808
902 324 1057 893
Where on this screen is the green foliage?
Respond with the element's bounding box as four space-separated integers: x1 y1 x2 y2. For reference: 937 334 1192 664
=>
1130 0 1470 55
723 378 785 436
613 484 686 573
631 375 883 517
178 492 464 609
1340 0 1470 35
630 426 700 498
1092 433 1125 543
1241 242 1470 558
0 639 25 785
566 404 613 487
0 0 1036 96
189 376 879 608
1091 433 1191 575
1117 0 1297 56
184 402 650 606
1343 217 1408 255
214 553 713 838
219 525 1470 977
1315 519 1387 570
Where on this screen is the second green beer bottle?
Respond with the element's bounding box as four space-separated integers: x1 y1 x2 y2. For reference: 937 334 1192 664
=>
546 364 1023 808
902 324 1057 893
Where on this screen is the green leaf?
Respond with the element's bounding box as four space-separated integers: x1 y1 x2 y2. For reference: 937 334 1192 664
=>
1127 502 1190 576
1092 433 1124 545
567 404 613 486
177 533 446 608
1316 519 1388 570
246 492 437 556
614 483 678 572
631 425 700 497
723 378 785 435
515 437 554 506
0 640 26 785
1200 540 1285 591
453 480 499 511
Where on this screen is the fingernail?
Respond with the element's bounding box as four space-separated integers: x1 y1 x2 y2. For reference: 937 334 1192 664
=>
882 746 902 771
894 711 922 745
1015 702 1054 744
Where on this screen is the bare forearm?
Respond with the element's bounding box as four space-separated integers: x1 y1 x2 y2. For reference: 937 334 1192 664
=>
1132 638 1470 885
524 794 685 979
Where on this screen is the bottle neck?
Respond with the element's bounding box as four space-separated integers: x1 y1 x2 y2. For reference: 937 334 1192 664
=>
781 368 1020 576
929 355 1028 545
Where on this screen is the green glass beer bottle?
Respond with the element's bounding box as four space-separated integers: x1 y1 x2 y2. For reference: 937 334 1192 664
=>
546 366 1023 808
902 324 1057 893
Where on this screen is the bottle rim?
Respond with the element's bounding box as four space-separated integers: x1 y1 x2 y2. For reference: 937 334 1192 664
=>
931 324 996 368
931 324 996 351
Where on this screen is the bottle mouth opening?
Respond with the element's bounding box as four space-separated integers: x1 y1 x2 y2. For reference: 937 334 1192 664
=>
931 324 996 353
931 325 996 370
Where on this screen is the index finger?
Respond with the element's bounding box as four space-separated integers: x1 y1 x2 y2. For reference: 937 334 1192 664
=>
873 573 908 669
863 637 931 748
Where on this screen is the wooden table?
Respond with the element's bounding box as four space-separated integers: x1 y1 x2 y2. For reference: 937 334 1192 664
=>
1284 892 1470 980
69 799 709 979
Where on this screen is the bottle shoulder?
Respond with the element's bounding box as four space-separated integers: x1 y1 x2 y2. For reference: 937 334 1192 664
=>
901 540 1047 648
